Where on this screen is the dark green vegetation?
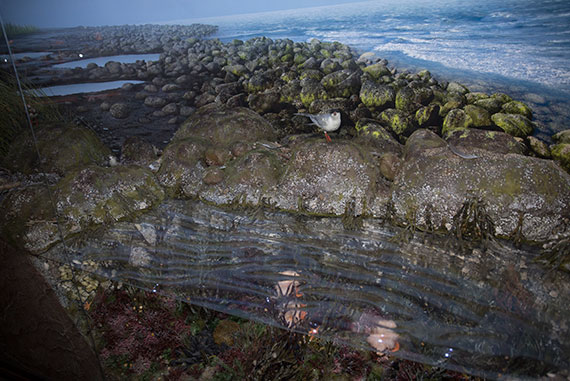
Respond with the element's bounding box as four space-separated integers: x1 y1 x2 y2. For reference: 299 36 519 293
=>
0 23 39 38
0 72 61 159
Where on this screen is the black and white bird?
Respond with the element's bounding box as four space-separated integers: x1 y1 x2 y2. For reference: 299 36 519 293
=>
295 110 341 142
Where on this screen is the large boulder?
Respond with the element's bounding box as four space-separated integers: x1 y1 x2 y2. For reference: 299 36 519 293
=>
270 140 390 216
173 104 278 146
392 129 570 242
0 165 165 253
200 150 285 205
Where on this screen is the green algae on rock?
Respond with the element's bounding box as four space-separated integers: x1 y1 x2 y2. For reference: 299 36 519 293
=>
392 129 570 243
551 143 570 173
174 104 278 146
491 113 534 137
0 165 164 253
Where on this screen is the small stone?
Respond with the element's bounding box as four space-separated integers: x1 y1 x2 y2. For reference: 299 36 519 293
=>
204 147 231 166
231 142 249 157
379 152 401 181
100 102 111 111
162 83 180 92
144 96 167 108
203 168 224 185
109 103 130 119
162 103 178 115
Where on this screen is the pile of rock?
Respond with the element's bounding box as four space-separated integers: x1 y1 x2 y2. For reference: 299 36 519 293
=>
1 35 569 255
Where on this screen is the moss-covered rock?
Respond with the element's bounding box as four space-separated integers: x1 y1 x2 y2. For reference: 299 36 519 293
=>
474 97 503 114
465 92 489 104
380 109 417 139
527 136 551 159
2 124 111 176
300 79 328 107
501 100 533 120
415 104 441 127
359 80 395 110
395 87 419 113
0 165 165 253
157 138 209 196
321 69 361 98
200 150 285 205
553 129 570 144
492 93 513 104
551 143 570 173
245 73 273 93
362 63 391 80
447 82 469 95
439 99 464 117
174 104 278 146
463 104 491 128
442 109 473 137
445 128 526 156
247 91 282 114
354 119 403 155
392 129 570 242
491 113 534 137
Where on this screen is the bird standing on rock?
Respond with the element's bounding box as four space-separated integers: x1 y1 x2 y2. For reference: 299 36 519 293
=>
295 110 341 142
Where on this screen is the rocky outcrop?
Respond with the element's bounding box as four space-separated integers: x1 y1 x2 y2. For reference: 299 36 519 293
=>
391 129 570 242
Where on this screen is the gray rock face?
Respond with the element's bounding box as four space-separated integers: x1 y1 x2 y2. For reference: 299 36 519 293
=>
270 140 388 216
392 129 570 242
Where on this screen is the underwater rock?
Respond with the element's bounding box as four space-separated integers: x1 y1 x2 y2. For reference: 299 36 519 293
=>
392 129 570 242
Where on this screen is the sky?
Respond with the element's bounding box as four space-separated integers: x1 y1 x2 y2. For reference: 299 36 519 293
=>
0 0 366 28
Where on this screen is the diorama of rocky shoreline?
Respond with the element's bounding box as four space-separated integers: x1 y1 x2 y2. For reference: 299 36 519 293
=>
1 23 570 379
2 23 569 252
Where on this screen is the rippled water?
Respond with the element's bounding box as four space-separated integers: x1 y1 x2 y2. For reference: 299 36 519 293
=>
43 200 570 378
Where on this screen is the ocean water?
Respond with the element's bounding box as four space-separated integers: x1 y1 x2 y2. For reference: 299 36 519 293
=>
175 0 570 137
